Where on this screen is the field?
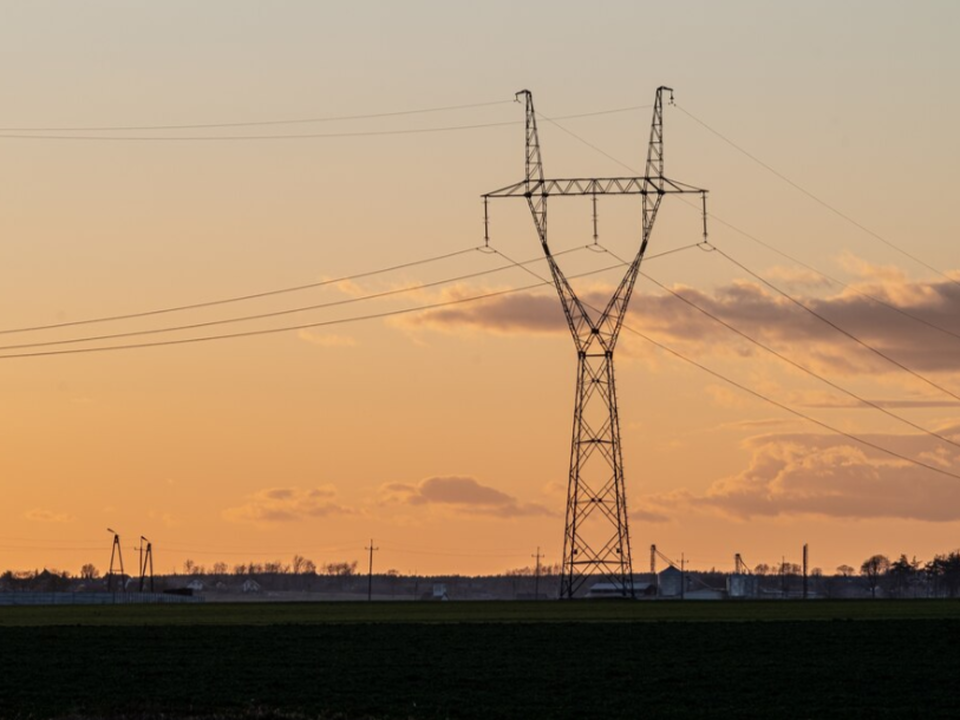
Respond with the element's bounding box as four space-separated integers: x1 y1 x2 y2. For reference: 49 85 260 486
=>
2 600 959 719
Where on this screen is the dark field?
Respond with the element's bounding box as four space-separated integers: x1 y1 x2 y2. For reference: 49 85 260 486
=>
2 601 959 719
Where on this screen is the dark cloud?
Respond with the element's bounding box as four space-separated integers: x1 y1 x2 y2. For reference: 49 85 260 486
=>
401 267 960 375
380 476 554 518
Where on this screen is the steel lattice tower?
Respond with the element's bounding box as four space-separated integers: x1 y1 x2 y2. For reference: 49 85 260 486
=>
483 87 707 599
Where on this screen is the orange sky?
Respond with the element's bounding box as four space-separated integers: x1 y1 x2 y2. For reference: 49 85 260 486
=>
1 2 959 578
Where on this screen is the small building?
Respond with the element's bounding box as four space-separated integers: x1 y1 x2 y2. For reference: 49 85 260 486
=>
241 579 261 594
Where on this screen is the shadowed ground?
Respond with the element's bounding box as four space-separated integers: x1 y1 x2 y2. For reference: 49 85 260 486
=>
3 601 959 719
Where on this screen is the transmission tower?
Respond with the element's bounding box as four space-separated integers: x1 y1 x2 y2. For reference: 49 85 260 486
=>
483 87 707 599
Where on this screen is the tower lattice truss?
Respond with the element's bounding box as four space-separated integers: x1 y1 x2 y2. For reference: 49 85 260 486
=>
483 87 708 598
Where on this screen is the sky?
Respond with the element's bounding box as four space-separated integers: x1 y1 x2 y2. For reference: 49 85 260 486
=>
1 1 959 578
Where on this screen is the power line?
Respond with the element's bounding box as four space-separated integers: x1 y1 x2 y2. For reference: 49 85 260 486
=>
0 246 479 336
0 248 586 352
489 241 960 483
0 245 692 360
0 99 515 132
611 313 960 482
0 105 651 142
674 102 960 289
702 212 960 345
545 106 960 348
610 252 960 451
0 257 614 360
715 246 960 404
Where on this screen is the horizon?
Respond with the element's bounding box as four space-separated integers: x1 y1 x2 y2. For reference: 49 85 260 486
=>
2 2 960 581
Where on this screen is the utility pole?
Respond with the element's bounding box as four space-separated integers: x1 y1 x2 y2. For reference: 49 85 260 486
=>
803 543 809 600
106 528 124 593
483 87 708 600
532 547 543 599
781 555 787 599
365 539 379 602
680 553 685 600
139 536 154 593
651 544 658 597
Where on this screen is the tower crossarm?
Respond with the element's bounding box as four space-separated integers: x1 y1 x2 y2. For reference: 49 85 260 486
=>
482 176 703 199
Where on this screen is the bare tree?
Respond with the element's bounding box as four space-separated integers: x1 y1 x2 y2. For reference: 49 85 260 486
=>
263 560 289 574
324 561 358 576
836 564 855 577
80 563 100 580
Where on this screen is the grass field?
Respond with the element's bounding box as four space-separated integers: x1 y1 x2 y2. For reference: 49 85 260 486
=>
2 600 959 719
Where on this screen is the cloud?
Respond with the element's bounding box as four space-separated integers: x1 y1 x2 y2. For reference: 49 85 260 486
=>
398 287 567 336
639 426 960 522
379 476 554 518
804 398 960 410
25 509 74 523
224 485 351 524
396 259 960 375
631 507 670 523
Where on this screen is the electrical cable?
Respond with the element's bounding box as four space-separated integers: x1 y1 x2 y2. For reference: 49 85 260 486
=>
701 211 960 344
714 246 960 404
537 111 640 174
0 99 515 132
544 102 960 413
611 313 960 481
675 103 960 289
545 108 960 347
0 247 585 351
598 247 960 451
0 245 690 360
0 246 480 336
0 105 651 142
488 242 960 482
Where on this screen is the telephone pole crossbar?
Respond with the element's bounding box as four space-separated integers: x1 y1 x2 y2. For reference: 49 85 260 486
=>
483 87 707 600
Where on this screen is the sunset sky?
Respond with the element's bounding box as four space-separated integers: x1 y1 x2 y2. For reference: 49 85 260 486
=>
2 1 959 578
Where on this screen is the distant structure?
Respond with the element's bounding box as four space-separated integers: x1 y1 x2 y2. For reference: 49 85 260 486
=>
727 553 759 599
484 88 708 599
138 536 154 593
106 528 125 593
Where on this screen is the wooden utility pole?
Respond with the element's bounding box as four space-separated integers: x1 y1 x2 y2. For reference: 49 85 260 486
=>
365 539 379 602
803 543 809 600
531 547 543 599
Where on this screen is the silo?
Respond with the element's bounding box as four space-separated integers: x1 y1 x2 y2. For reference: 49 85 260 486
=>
658 566 683 597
